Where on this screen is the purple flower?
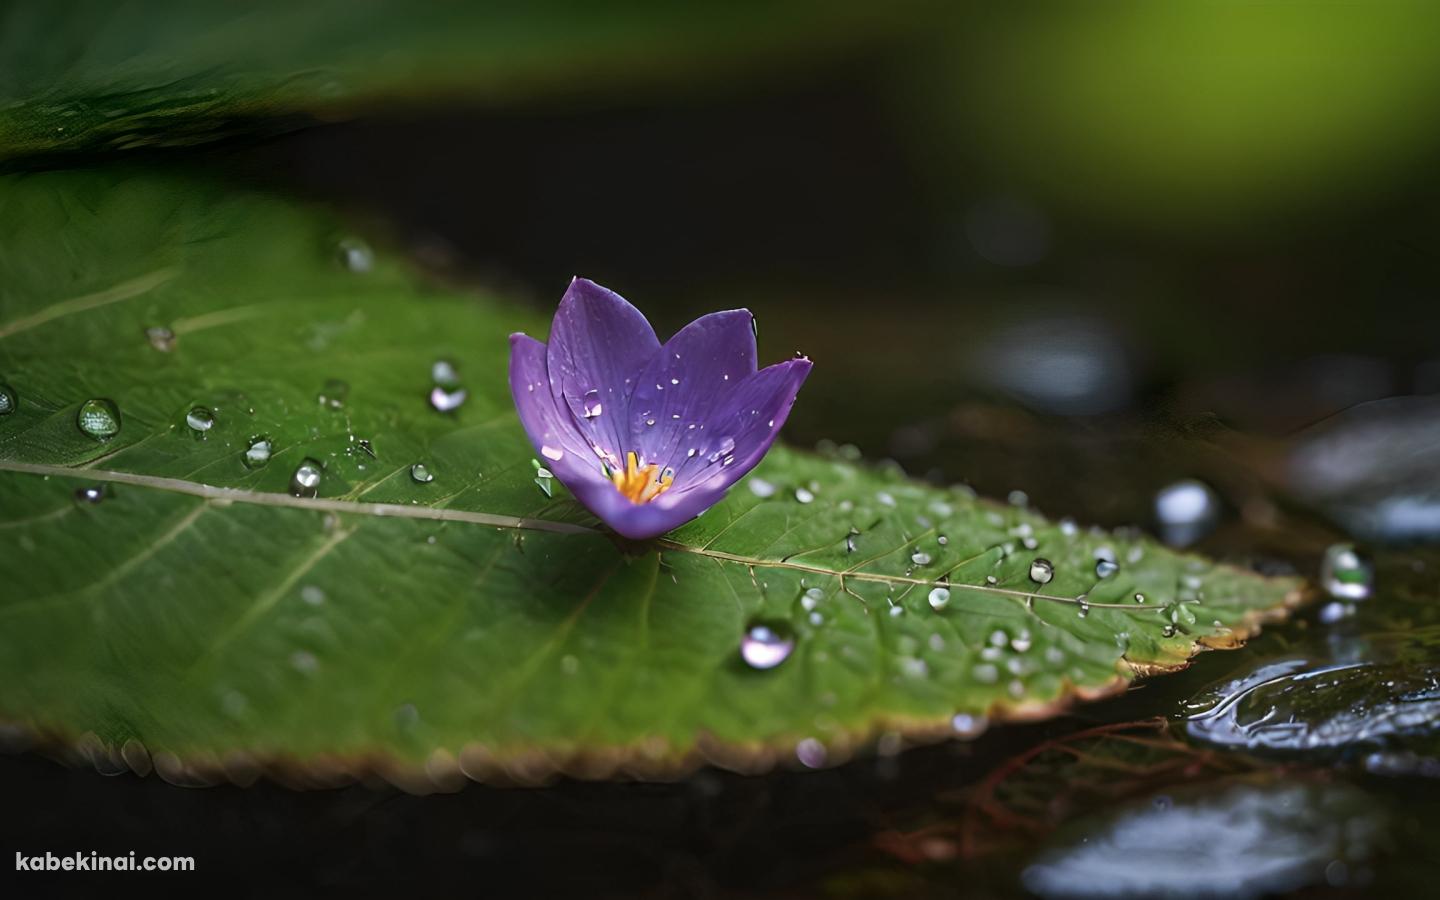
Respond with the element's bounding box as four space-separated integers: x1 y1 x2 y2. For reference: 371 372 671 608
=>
509 278 812 540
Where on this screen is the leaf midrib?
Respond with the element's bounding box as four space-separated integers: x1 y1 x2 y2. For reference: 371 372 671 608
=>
0 459 1179 614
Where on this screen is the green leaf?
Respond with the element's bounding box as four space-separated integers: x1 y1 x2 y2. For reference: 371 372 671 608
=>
0 168 1306 786
0 0 927 160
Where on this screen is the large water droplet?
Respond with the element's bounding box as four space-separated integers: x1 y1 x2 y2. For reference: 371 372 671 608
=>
145 326 175 352
1320 543 1373 600
1028 558 1054 584
740 622 795 670
928 587 951 610
318 378 348 410
243 435 273 469
289 458 323 498
410 463 434 484
911 550 933 566
0 383 16 415
1161 624 1177 638
748 478 777 498
185 406 214 437
76 398 121 440
1155 478 1220 547
429 385 467 412
794 487 814 504
581 389 603 419
1095 558 1120 579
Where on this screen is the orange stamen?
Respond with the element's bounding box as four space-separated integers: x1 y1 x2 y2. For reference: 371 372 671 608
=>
611 451 674 504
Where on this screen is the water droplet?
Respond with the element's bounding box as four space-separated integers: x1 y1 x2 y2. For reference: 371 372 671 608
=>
541 445 564 462
802 587 825 611
985 575 999 585
1154 478 1220 547
410 463 434 484
580 389 603 418
911 550 932 566
928 587 951 610
794 487 814 504
243 435 273 469
185 406 214 437
1011 632 1033 652
317 378 348 411
337 237 373 272
429 385 467 412
951 713 988 737
1133 592 1147 604
670 377 680 386
1028 558 1054 584
1077 601 1091 618
795 737 827 769
74 485 105 504
145 326 175 352
1161 624 1177 638
0 383 16 415
301 585 326 606
1320 543 1373 600
740 622 795 670
1008 489 1029 507
644 418 656 426
876 491 897 507
751 315 760 339
76 398 121 440
431 359 460 388
846 527 860 553
1095 559 1120 579
289 458 323 498
937 535 948 546
748 478 777 498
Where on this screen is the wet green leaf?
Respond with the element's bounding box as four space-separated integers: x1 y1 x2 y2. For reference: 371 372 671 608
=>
0 0 928 160
0 169 1305 784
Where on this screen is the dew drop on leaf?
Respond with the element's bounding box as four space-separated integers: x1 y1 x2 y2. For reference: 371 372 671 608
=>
144 326 175 352
431 359 460 388
794 487 814 504
289 458 323 498
185 406 214 437
410 463 434 484
76 398 121 440
429 385 467 412
0 383 16 415
748 477 776 498
1095 558 1120 579
928 587 951 610
1029 558 1054 584
73 485 105 504
243 435 273 469
740 622 794 670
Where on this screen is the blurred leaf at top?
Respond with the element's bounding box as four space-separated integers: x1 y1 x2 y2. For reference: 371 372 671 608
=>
0 0 931 160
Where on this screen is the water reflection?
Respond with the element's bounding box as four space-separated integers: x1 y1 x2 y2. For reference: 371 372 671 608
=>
1022 782 1382 899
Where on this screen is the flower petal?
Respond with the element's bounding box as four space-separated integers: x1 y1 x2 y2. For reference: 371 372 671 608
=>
626 309 758 466
508 333 607 487
669 357 812 497
546 278 659 464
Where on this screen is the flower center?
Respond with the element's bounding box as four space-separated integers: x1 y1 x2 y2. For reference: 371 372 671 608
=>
611 451 674 504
